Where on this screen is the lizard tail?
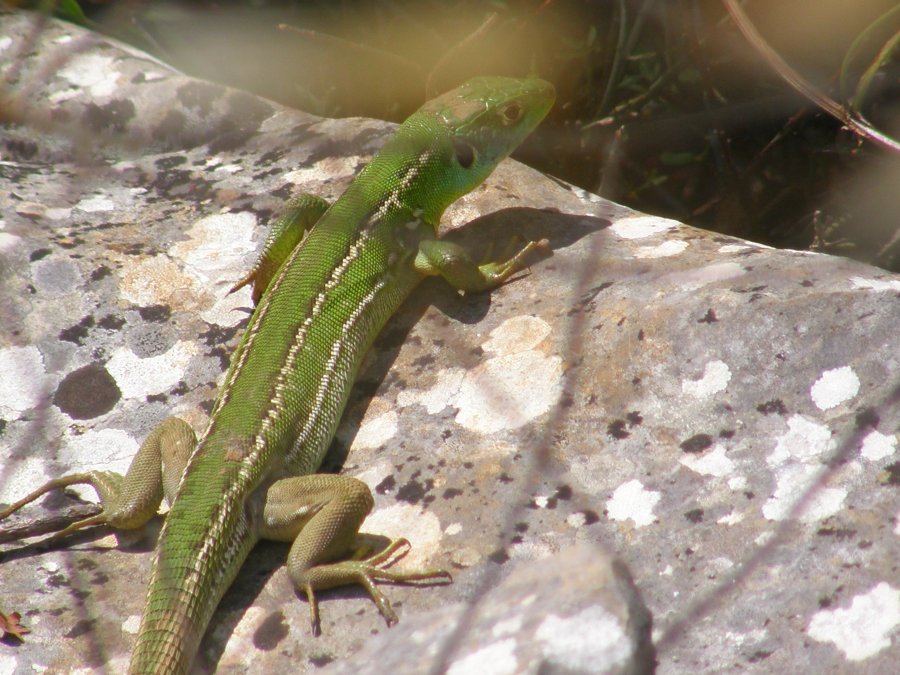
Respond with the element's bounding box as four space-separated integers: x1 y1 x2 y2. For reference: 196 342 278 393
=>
128 482 258 674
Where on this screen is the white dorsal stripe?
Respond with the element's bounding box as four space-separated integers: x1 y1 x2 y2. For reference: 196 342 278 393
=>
173 152 431 581
284 277 388 469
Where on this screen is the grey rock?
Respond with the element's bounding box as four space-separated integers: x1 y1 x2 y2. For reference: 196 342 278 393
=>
1 11 898 675
325 544 654 675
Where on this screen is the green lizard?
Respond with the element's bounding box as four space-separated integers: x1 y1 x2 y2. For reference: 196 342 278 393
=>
0 76 554 673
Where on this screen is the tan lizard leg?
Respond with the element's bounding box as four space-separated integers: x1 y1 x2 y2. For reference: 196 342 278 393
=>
414 236 549 292
260 474 451 634
0 417 194 544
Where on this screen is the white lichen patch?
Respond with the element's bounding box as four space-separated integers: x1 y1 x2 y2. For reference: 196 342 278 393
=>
755 530 775 546
727 475 747 490
561 181 606 205
218 606 265 670
362 503 443 569
450 545 482 568
535 605 631 670
763 415 844 522
610 215 679 239
57 427 140 502
0 231 20 252
352 461 393 494
810 366 860 411
762 462 847 522
444 522 463 536
58 428 138 474
283 156 360 186
105 341 198 400
634 239 688 258
447 638 518 675
350 410 398 450
860 430 897 462
213 163 243 175
717 511 744 525
41 560 60 574
680 444 735 477
455 317 561 432
681 360 731 398
198 287 253 328
0 455 54 503
607 479 660 527
509 537 554 560
481 315 550 355
122 614 141 635
57 53 120 98
767 415 834 466
312 116 386 143
170 211 257 282
709 556 734 572
399 317 562 434
0 346 55 418
532 495 551 509
718 244 752 253
397 367 466 414
492 616 524 638
807 582 900 661
566 512 589 528
850 276 900 292
119 256 201 308
454 350 562 433
75 195 115 212
47 207 73 220
665 261 745 291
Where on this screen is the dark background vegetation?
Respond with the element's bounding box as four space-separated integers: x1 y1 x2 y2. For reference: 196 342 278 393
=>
18 0 900 271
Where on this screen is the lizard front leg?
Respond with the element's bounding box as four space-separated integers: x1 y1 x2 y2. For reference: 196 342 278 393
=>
229 193 330 304
0 417 194 544
260 474 451 634
414 235 549 292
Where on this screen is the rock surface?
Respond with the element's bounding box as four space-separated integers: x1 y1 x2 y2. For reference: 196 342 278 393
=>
326 544 654 675
1 11 898 675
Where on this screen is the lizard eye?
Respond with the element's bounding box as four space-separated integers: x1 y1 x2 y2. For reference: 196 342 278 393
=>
453 139 475 168
500 102 523 123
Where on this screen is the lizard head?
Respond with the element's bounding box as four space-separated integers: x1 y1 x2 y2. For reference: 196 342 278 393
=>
388 76 555 225
428 75 555 168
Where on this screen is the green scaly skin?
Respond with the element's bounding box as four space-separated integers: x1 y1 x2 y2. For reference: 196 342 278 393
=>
0 76 554 673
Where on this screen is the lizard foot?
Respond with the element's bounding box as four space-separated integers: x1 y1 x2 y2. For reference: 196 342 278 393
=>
299 537 452 635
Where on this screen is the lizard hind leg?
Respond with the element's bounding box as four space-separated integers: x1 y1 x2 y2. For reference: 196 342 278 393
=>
0 417 195 545
261 474 451 635
0 472 123 543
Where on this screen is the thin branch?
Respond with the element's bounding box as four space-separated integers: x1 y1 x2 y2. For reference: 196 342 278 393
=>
0 503 102 545
723 0 900 153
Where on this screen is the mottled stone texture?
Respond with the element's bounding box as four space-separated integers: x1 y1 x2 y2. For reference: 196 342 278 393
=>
326 545 654 675
1 11 898 675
